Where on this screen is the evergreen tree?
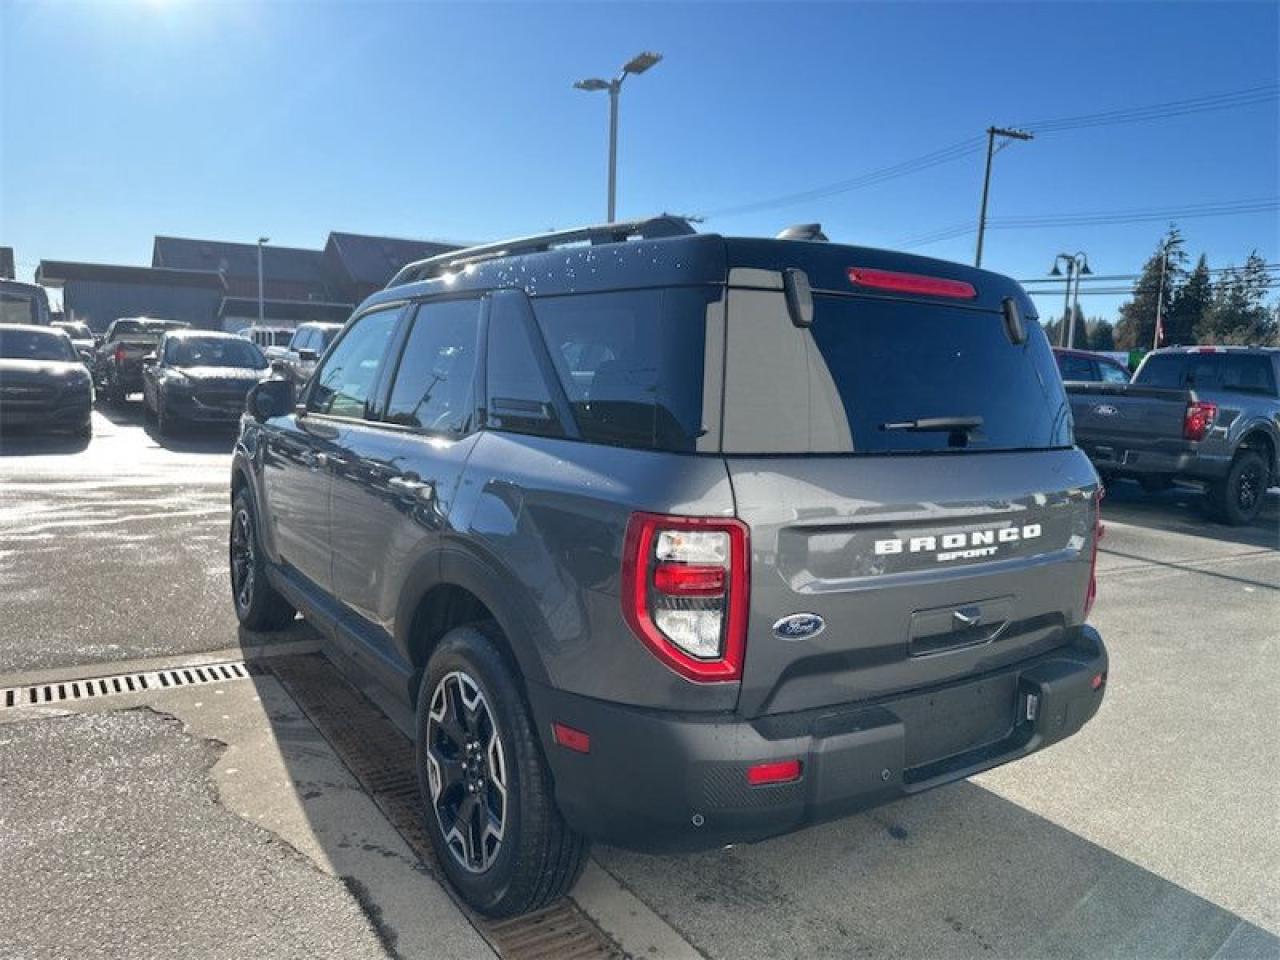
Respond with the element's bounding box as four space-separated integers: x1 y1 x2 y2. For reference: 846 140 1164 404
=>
1086 319 1115 351
1168 254 1213 345
1199 252 1277 344
1114 226 1186 350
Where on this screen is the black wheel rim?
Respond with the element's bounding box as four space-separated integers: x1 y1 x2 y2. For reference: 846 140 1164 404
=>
424 670 507 874
230 508 255 612
1237 463 1263 512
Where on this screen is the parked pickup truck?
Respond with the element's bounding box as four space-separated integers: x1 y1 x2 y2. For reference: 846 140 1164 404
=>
94 316 189 403
1067 346 1279 524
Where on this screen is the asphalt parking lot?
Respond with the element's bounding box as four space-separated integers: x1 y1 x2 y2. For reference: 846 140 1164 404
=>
2 406 1277 960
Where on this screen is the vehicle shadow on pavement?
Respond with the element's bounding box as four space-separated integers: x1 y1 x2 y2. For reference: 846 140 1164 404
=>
593 781 1278 960
0 427 91 456
95 398 240 453
1101 478 1279 551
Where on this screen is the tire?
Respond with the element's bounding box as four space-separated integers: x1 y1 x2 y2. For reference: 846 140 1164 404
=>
229 490 296 631
1207 450 1267 525
156 400 177 437
1138 474 1173 494
416 624 588 918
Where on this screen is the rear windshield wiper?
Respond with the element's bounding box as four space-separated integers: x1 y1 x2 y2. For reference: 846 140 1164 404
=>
880 416 984 433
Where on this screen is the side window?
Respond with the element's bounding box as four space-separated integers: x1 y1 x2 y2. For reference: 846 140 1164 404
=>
309 307 402 418
486 293 564 438
1056 353 1095 381
532 289 709 452
1134 353 1187 389
384 299 482 434
1099 361 1130 384
1219 355 1277 396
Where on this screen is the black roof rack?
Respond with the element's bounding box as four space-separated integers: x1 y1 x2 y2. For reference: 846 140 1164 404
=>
387 215 697 287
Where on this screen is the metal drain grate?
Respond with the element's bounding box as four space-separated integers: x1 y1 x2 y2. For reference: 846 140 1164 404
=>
1 661 256 710
267 654 623 960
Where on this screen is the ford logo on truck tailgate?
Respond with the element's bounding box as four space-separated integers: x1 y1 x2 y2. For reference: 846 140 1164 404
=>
1093 404 1118 417
773 613 825 641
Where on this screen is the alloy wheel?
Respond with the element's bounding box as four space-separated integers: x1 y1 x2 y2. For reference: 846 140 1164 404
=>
230 508 255 612
1237 462 1263 512
424 670 508 874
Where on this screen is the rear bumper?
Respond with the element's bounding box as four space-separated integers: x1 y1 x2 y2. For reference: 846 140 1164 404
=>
1078 437 1230 481
528 626 1107 852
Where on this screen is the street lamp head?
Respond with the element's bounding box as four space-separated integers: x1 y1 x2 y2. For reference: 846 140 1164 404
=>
258 237 269 245
1079 262 1093 276
1049 263 1063 277
623 51 662 75
574 78 610 92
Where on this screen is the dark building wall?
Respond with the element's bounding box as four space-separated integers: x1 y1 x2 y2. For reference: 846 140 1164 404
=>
64 279 222 333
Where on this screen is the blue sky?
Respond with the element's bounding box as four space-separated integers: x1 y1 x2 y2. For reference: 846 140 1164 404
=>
2 1 1277 321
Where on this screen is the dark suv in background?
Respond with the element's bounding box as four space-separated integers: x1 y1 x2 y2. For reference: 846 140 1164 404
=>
229 218 1108 917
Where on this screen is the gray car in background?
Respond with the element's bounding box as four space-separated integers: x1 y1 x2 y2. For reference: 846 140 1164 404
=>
229 218 1108 918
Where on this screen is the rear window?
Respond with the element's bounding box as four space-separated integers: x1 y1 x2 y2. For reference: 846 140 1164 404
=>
532 289 710 452
723 292 1071 454
1135 352 1277 396
1 293 40 325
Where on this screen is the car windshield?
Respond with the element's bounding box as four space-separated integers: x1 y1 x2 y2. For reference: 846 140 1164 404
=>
55 323 93 340
165 337 267 369
114 319 184 338
0 328 76 362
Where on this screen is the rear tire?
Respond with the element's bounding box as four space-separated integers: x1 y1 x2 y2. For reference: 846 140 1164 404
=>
229 490 296 630
416 624 588 918
1207 450 1266 526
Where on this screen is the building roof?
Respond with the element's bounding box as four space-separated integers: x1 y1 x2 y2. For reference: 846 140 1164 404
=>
325 232 459 288
152 236 328 286
217 297 352 323
35 260 226 290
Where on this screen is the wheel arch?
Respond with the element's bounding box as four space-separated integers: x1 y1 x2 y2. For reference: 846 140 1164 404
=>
1236 426 1276 477
396 544 552 707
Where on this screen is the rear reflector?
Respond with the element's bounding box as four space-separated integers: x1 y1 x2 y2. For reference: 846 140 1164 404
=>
654 562 725 597
552 722 591 754
747 759 803 786
1090 672 1106 691
848 267 977 300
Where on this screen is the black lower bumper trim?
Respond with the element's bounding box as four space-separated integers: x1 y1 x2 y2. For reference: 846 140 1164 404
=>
527 626 1107 852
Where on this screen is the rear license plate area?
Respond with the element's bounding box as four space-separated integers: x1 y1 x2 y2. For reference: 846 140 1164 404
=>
895 674 1018 769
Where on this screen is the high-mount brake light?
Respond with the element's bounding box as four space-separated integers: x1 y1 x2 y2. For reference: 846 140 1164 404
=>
848 267 977 300
1183 401 1217 442
622 513 749 682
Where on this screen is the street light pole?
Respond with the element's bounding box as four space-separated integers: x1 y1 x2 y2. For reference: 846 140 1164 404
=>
575 52 662 223
256 237 269 330
1153 244 1170 350
1050 251 1091 348
975 126 1033 268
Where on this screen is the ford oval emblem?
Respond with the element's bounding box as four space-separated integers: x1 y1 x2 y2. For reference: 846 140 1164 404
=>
1093 404 1118 417
773 613 825 641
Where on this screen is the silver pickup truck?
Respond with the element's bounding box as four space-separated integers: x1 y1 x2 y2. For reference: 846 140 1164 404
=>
1066 346 1279 524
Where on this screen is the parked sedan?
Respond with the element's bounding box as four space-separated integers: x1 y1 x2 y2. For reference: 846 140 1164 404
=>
1053 347 1131 384
141 331 270 436
0 325 94 437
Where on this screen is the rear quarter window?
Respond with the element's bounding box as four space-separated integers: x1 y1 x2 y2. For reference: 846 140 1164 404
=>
531 288 711 452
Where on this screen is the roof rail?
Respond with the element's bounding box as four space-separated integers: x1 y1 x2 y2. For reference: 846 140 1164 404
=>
387 215 697 287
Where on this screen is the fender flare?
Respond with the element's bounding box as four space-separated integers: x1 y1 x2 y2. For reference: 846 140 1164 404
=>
394 539 552 691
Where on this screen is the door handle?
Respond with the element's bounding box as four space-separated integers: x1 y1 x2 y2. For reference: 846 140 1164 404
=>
388 476 436 502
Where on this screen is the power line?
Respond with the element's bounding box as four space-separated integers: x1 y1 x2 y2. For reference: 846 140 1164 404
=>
699 82 1279 222
1021 263 1280 284
901 198 1279 248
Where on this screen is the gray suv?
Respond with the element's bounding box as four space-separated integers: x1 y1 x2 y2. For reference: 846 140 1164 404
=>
229 217 1108 917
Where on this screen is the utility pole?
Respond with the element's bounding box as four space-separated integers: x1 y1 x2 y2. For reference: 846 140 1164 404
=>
1153 244 1170 350
975 126 1033 268
257 237 269 329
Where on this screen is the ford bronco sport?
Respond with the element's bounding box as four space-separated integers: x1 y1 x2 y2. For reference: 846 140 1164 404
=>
229 217 1108 917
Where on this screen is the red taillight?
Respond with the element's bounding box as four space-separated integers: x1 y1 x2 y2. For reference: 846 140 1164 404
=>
114 345 127 363
1085 487 1104 620
552 722 591 754
747 759 803 786
1183 401 1217 442
1090 672 1106 691
847 267 977 300
621 513 749 683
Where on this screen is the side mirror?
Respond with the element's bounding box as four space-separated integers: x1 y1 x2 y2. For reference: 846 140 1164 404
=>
141 354 157 366
298 348 318 363
270 358 288 374
246 378 295 423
